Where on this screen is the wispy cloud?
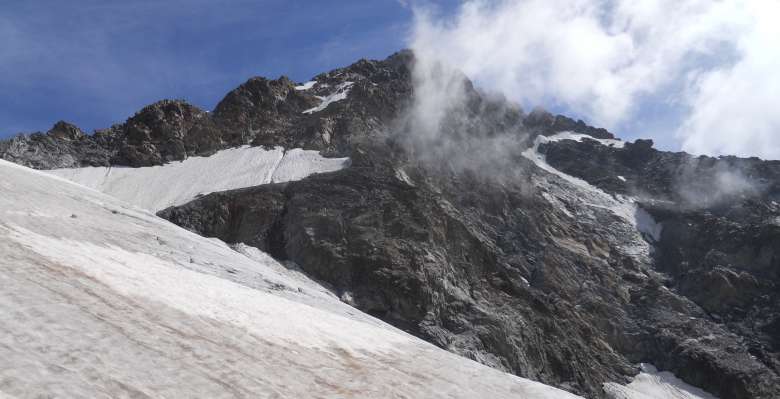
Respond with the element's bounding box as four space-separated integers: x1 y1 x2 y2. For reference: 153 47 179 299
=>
409 0 780 159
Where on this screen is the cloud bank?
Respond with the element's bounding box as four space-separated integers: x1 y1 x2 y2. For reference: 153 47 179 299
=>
408 0 780 160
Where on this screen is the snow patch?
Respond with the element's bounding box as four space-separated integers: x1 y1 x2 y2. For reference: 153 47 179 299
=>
45 146 348 211
394 168 415 186
295 80 317 90
303 81 354 114
271 148 349 183
604 364 718 399
546 131 625 148
635 206 663 242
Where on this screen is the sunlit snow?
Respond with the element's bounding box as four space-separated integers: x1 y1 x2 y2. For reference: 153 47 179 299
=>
604 364 719 399
295 80 317 90
0 159 585 399
545 131 626 148
303 81 354 114
45 146 349 211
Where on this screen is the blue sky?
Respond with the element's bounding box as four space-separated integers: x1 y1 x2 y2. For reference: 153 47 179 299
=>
2 1 778 159
0 0 431 137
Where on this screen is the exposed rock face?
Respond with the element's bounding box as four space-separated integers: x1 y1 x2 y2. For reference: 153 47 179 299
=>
4 52 780 398
47 121 85 141
160 143 641 397
0 121 114 169
159 135 780 399
540 137 780 396
1 52 414 168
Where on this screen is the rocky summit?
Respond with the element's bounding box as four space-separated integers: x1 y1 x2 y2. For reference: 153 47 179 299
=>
2 51 779 398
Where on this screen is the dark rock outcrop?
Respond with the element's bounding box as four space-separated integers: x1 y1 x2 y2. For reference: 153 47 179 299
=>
0 51 415 168
159 130 780 398
540 135 780 395
0 121 114 169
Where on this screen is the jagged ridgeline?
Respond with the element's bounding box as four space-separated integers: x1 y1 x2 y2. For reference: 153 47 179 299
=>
2 51 779 399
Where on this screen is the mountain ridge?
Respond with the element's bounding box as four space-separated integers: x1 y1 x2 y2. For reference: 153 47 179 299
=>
2 51 779 398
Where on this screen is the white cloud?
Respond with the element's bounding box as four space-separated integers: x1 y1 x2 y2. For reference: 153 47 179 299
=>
678 1 780 160
409 0 779 159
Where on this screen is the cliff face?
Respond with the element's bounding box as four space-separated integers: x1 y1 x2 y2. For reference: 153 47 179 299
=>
3 52 779 398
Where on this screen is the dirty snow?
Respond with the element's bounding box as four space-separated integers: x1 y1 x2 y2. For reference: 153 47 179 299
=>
604 364 719 399
303 81 354 114
45 146 349 212
0 159 586 399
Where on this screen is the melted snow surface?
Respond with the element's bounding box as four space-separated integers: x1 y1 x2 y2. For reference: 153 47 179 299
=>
45 146 348 211
604 364 719 399
303 81 354 114
0 159 585 399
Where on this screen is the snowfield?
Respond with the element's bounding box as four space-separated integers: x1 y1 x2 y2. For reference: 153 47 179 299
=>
604 364 719 399
45 146 349 212
0 159 585 399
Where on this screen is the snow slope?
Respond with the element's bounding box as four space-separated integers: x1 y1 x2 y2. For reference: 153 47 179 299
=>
45 146 349 212
604 364 719 399
0 159 584 399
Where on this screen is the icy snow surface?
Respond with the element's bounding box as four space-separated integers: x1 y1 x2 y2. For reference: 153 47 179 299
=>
604 364 719 399
0 159 585 399
45 146 349 212
303 81 354 114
